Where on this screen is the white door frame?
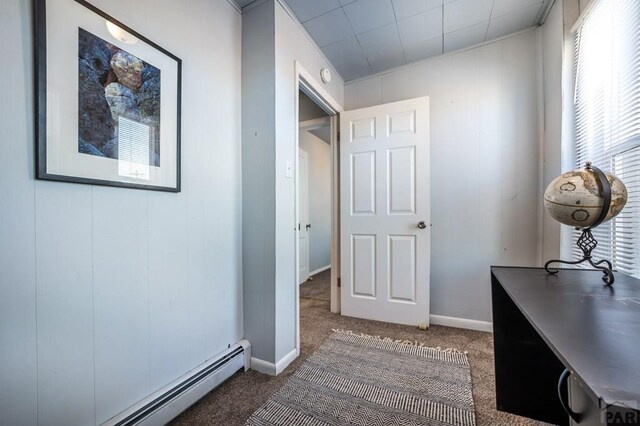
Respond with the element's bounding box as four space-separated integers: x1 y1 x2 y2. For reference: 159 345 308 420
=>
294 61 343 357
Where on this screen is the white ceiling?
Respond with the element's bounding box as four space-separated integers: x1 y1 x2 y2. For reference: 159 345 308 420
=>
234 0 550 82
233 0 259 7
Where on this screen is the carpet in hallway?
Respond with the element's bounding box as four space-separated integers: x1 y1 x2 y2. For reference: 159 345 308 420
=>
245 330 476 426
299 268 331 301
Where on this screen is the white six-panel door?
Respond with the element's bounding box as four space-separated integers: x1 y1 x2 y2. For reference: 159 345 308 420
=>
298 148 310 284
340 97 430 326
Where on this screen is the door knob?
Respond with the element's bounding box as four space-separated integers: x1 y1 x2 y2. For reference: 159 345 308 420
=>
417 221 427 229
306 223 311 230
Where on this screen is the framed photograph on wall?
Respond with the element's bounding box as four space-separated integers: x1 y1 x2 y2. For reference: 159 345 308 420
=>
34 0 182 192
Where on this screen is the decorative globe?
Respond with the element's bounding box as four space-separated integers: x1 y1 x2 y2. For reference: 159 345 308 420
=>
544 165 628 228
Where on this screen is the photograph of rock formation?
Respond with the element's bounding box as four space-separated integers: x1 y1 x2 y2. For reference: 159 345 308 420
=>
78 27 161 167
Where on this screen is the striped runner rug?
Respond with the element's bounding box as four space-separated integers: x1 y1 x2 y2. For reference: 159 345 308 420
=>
246 329 476 426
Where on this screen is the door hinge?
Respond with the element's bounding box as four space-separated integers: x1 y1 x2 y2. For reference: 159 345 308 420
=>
337 277 341 288
337 131 341 142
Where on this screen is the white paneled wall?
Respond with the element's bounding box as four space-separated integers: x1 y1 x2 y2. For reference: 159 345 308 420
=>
35 183 95 425
345 29 541 322
0 1 38 424
0 0 242 424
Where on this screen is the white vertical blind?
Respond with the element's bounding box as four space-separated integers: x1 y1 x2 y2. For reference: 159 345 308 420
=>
572 0 640 277
118 116 151 180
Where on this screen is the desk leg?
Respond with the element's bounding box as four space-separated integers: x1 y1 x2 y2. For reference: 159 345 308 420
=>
491 273 569 425
569 376 640 425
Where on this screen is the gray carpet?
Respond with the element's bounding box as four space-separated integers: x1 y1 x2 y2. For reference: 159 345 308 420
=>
172 278 548 426
246 330 476 426
299 269 331 301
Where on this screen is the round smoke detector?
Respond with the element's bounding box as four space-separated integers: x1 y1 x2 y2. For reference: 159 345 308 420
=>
321 68 331 84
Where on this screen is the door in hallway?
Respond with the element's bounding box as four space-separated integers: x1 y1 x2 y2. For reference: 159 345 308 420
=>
298 148 310 284
340 97 430 326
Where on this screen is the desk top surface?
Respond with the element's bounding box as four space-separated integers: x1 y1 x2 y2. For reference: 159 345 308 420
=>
491 267 640 407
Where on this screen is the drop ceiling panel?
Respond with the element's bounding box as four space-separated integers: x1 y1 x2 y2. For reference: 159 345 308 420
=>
487 4 541 39
403 36 443 63
286 0 342 22
492 0 543 18
357 23 404 61
392 0 443 20
343 0 396 34
397 7 443 46
233 0 257 7
281 0 550 81
368 50 407 73
357 24 406 72
444 21 489 53
443 0 494 33
304 8 353 47
322 37 373 82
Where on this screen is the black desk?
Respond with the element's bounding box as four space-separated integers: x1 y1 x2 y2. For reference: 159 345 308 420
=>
491 267 640 425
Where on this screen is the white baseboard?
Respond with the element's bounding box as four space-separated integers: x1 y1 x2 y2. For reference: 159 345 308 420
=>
309 264 331 276
250 348 298 376
104 339 250 426
429 314 493 333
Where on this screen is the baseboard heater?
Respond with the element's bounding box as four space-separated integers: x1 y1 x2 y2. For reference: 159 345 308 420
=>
103 339 251 426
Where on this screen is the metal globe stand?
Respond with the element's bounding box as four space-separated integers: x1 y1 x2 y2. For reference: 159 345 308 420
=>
544 162 615 285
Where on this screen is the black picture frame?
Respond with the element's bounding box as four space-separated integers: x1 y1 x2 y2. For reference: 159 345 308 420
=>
33 0 182 192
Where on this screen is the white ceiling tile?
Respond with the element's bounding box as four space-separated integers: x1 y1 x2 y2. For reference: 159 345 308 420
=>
304 8 353 47
403 35 443 63
492 0 543 18
322 37 372 81
233 0 257 8
368 50 407 73
397 7 442 46
391 0 442 20
285 0 342 22
487 4 540 39
357 23 406 72
357 23 402 59
282 0 544 81
343 0 396 34
444 0 493 33
444 21 488 53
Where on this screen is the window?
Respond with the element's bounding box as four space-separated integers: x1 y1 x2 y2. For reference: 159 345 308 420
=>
118 116 151 180
572 0 640 276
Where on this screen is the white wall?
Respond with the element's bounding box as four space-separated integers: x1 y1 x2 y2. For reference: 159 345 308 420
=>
273 0 344 362
345 30 540 323
540 0 564 261
241 0 277 366
538 0 581 260
299 131 332 273
242 0 343 367
0 0 242 424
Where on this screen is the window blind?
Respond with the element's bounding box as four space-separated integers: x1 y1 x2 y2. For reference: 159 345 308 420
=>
572 0 640 277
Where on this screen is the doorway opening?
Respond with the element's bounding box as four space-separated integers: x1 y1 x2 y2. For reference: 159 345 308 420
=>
293 63 342 358
298 91 332 301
